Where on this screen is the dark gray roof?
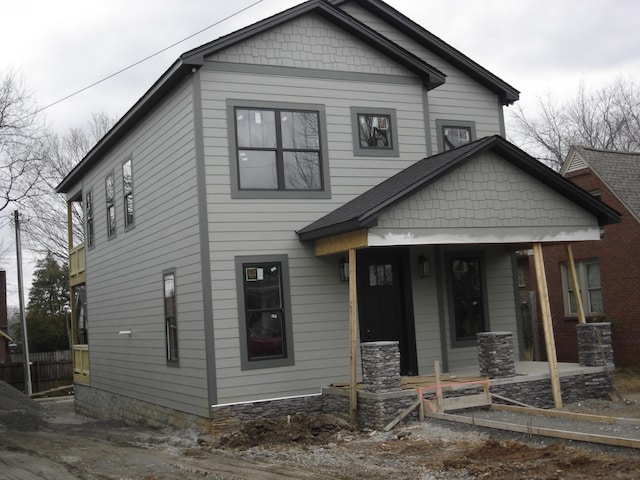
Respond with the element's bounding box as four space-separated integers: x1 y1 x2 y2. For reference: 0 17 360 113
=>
56 0 446 194
329 0 519 105
297 136 621 241
56 0 518 194
571 146 640 221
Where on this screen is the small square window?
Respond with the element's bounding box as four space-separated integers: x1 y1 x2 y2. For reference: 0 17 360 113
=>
436 120 476 153
351 107 399 157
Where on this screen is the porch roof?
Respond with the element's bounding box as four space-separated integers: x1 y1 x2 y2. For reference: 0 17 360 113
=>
296 136 621 245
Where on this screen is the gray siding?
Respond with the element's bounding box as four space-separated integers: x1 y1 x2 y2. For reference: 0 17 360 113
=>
201 49 427 403
340 2 505 149
408 247 441 374
81 78 210 416
209 13 411 77
369 152 599 245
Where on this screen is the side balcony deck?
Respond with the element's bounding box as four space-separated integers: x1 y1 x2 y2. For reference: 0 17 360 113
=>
69 244 86 287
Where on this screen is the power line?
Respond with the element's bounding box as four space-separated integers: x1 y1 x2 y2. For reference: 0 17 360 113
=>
34 0 264 116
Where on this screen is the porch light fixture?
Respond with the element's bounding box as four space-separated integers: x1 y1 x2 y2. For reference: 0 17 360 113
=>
339 258 349 281
418 255 430 278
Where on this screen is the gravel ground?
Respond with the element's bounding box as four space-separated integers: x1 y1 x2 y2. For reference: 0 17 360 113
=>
2 380 640 479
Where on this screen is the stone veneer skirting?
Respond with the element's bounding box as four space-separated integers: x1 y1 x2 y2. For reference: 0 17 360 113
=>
577 322 614 368
75 366 613 434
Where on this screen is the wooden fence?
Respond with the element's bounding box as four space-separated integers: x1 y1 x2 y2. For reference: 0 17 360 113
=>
0 350 73 394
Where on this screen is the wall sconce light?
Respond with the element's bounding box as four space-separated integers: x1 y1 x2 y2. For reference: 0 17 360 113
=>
339 258 349 281
418 255 430 278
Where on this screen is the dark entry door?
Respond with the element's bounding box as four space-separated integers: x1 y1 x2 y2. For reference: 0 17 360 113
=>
356 248 417 376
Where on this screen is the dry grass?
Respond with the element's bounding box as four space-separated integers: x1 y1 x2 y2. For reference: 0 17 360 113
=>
614 366 640 393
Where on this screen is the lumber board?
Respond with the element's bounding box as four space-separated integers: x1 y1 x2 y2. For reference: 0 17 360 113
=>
442 393 491 412
427 411 640 450
492 404 640 426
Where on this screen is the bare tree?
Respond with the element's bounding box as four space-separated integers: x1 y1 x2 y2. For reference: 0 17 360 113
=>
509 78 640 170
20 112 116 262
0 69 47 213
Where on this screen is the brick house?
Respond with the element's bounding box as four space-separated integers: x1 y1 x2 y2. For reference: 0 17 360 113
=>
535 146 640 366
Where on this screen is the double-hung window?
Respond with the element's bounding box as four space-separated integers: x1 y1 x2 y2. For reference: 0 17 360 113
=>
561 259 602 316
163 270 178 364
105 172 116 238
228 100 330 199
122 158 134 228
235 255 294 370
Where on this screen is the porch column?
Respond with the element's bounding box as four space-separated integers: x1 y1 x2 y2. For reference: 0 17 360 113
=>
348 247 358 425
533 243 563 409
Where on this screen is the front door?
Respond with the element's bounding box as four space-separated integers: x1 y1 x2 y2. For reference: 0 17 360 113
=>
356 247 417 376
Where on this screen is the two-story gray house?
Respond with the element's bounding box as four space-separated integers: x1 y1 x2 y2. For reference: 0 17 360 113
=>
56 0 619 429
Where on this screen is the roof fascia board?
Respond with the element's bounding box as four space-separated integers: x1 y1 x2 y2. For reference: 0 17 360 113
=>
331 0 519 104
56 59 195 193
181 0 445 88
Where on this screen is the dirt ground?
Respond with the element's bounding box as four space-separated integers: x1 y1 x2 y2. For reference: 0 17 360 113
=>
2 380 640 479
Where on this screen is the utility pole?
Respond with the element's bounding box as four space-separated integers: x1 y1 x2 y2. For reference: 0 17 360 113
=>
14 210 32 396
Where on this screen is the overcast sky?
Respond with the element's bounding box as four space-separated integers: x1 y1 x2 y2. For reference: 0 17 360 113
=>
1 0 639 305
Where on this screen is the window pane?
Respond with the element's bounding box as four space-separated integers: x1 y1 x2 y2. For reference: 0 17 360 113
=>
105 174 114 202
589 289 603 313
358 114 392 148
443 126 472 150
247 311 284 359
281 111 319 149
587 263 601 288
236 109 276 148
164 274 176 317
245 265 282 310
122 159 132 195
238 150 278 189
107 205 115 236
283 152 321 190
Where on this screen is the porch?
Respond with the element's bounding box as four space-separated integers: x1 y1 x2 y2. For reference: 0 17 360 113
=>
323 361 613 430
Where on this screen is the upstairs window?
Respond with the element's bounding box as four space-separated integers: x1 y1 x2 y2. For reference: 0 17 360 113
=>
122 158 134 229
436 120 476 152
351 107 399 157
561 260 602 316
85 190 94 248
227 100 330 199
163 270 178 364
105 172 116 238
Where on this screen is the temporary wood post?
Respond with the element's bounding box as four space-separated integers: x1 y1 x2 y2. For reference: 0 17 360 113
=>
348 247 358 425
566 245 586 324
434 360 444 413
533 243 563 409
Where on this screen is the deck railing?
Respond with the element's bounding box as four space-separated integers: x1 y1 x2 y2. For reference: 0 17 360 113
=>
73 344 90 384
69 244 86 286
